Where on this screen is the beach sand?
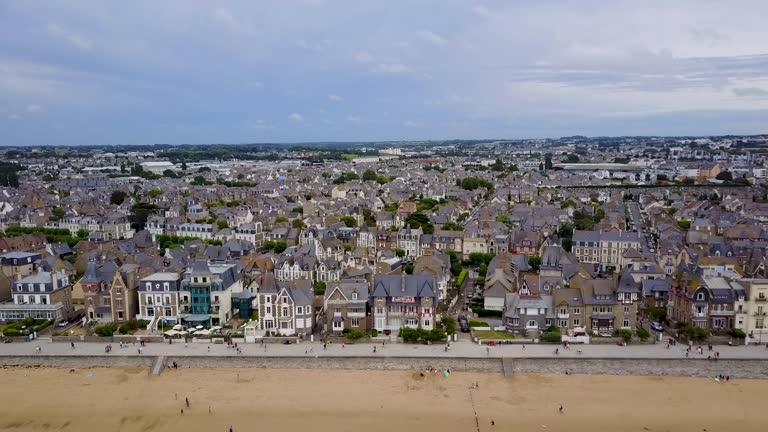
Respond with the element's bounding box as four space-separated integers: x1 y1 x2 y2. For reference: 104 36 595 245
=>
0 366 763 432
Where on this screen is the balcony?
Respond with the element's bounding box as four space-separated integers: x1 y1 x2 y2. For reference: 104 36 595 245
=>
557 313 569 319
753 312 767 317
755 297 768 303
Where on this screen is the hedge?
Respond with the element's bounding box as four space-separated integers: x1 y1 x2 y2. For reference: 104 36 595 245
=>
540 331 561 343
468 320 489 328
454 270 468 287
471 307 503 318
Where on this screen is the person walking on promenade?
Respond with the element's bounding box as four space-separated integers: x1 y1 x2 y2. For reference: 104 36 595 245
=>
71 342 75 349
185 397 190 408
522 344 526 350
373 346 377 353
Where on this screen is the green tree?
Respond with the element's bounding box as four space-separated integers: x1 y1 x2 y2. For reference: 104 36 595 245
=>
162 169 177 178
362 169 378 181
147 189 163 198
51 206 65 221
292 218 306 229
716 171 733 182
404 264 414 274
442 222 464 231
76 229 89 239
216 220 229 229
128 202 159 231
343 244 353 253
273 241 287 253
313 281 326 296
636 328 650 342
394 248 406 258
341 216 357 228
544 153 553 170
528 255 542 272
619 329 633 343
110 190 128 205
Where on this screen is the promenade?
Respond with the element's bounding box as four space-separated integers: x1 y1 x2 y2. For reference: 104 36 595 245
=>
4 338 768 360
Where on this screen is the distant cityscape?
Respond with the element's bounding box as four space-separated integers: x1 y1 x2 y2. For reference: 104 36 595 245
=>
1 134 768 347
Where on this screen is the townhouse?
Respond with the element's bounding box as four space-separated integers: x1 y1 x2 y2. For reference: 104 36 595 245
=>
371 274 438 334
0 269 73 321
255 272 315 336
323 280 370 333
179 261 244 327
572 229 641 272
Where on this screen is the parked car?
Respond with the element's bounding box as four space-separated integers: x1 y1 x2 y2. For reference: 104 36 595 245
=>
57 321 69 328
650 322 664 332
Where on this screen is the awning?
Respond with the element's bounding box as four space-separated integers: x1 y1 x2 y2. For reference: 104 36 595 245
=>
182 314 210 323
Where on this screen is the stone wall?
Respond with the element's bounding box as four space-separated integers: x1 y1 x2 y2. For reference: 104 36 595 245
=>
0 355 154 368
503 358 768 379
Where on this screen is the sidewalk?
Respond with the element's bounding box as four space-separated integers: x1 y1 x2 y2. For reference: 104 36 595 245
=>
5 338 768 360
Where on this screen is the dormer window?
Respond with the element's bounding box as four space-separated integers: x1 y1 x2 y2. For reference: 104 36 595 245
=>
697 292 705 301
352 292 358 300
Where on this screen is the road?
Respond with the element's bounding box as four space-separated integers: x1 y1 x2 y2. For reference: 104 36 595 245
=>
6 338 768 360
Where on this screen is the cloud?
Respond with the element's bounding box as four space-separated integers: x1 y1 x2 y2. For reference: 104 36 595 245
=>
26 104 42 113
48 24 93 51
346 115 361 122
8 114 20 120
416 30 446 46
354 51 374 63
373 63 410 74
288 113 304 123
733 87 768 98
471 5 492 18
328 94 343 102
249 119 274 129
403 120 419 127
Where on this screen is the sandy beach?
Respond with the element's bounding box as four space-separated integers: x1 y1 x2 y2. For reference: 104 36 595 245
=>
0 366 763 432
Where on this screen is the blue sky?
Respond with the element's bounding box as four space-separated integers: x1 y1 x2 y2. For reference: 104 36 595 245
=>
1 0 768 146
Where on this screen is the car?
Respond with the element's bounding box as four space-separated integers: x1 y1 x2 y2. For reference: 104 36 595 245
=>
57 321 69 328
650 322 663 332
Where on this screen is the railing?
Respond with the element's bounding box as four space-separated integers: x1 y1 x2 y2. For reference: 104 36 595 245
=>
755 297 768 303
557 313 569 319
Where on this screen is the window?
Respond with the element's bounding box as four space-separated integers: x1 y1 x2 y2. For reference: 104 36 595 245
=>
697 292 705 301
511 318 519 326
545 319 553 326
376 307 384 315
623 319 630 328
424 319 430 327
573 319 580 326
559 320 567 327
282 307 289 316
624 306 630 314
266 306 271 314
527 320 537 328
351 318 360 328
147 307 154 316
559 308 567 315
573 308 581 315
352 292 358 300
164 283 170 291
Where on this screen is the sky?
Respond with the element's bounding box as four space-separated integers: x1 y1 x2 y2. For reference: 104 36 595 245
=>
1 0 768 146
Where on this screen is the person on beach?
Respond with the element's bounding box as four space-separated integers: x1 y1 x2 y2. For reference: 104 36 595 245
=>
185 397 190 407
559 404 564 413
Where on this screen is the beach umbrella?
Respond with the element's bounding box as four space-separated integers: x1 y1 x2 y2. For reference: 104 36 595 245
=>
172 324 183 330
196 325 204 330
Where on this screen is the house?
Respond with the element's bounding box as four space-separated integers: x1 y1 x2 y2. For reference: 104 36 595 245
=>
323 280 370 333
179 261 244 327
0 269 73 322
255 272 315 336
736 279 768 344
0 252 42 279
572 230 642 272
371 274 438 333
413 253 451 300
397 225 422 257
503 293 555 335
136 272 184 325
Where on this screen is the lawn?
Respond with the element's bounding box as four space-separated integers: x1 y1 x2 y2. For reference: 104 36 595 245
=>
473 330 517 340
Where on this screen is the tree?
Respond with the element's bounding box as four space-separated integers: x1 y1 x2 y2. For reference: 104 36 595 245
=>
450 261 463 277
362 169 378 181
162 169 177 178
216 220 229 229
716 171 733 182
677 220 691 230
147 189 163 198
275 216 288 223
343 244 353 253
110 191 128 205
405 212 434 234
129 202 159 231
341 216 357 228
544 153 553 170
647 306 666 323
321 171 330 178
528 255 542 272
51 206 65 221
619 329 633 343
404 264 414 274
76 229 89 239
313 281 326 296
442 222 464 231
180 161 187 171
273 241 287 253
394 248 406 258
292 219 306 229
636 328 650 342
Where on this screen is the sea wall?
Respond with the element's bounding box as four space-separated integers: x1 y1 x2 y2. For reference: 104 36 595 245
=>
1 355 767 379
503 358 768 379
